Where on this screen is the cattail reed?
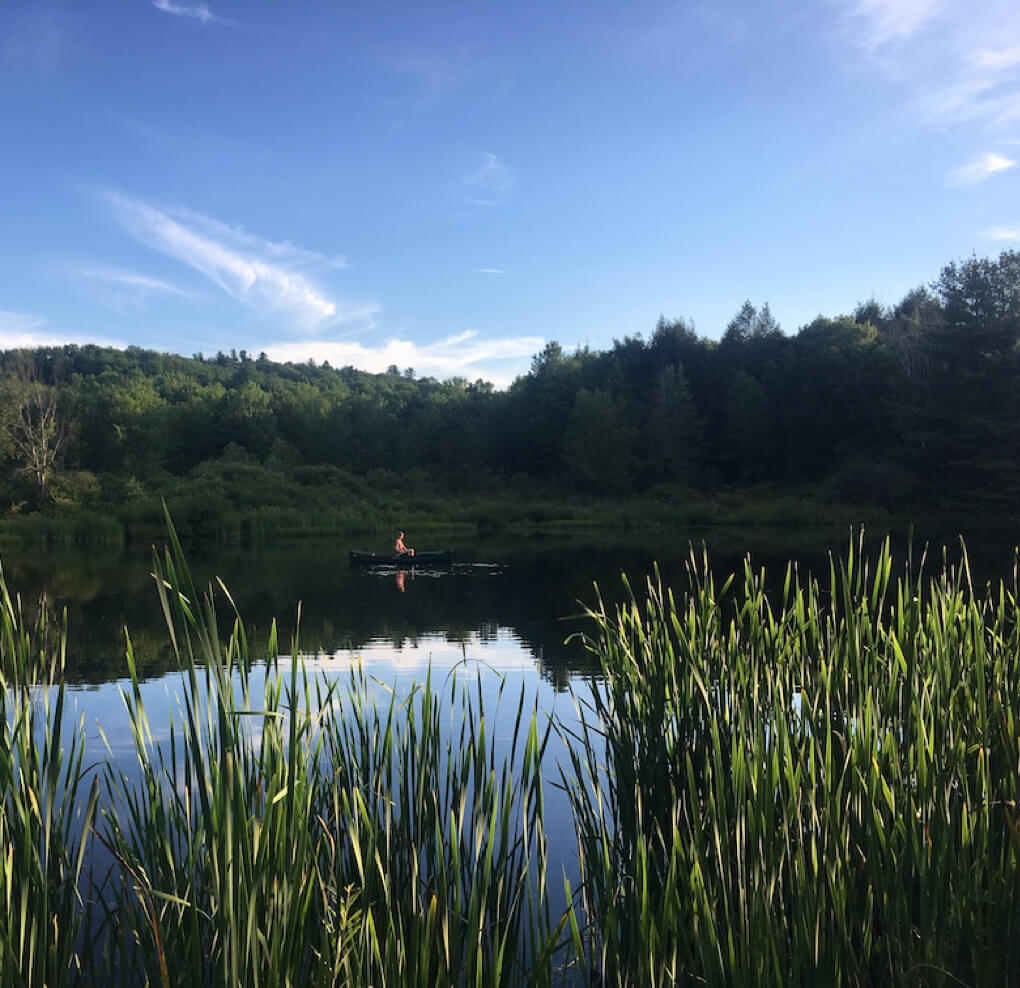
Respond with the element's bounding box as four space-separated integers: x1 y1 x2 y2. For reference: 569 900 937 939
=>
3 527 1019 986
563 535 1020 986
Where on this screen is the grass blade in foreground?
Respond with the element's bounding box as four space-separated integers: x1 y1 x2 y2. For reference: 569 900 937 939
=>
0 565 99 987
564 536 1020 986
99 516 562 986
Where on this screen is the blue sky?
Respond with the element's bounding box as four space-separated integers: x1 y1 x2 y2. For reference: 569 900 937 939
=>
1 0 1018 386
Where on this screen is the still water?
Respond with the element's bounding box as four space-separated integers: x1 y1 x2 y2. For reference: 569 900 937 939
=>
7 524 1013 689
5 523 1013 790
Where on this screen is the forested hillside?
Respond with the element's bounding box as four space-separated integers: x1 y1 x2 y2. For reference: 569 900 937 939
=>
1 250 1017 542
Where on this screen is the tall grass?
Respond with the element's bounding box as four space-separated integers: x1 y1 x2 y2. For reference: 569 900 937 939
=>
563 535 1020 986
0 565 99 985
5 529 1020 985
97 518 561 986
0 511 125 549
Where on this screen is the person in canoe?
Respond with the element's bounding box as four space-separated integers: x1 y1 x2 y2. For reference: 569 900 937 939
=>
394 531 415 557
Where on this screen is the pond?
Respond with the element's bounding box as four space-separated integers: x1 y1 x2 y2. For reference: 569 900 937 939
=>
6 523 1012 688
2 522 1017 982
3 524 1015 776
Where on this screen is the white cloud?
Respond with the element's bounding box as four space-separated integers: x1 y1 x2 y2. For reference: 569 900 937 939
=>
0 310 48 343
169 208 349 270
465 152 515 205
848 0 943 50
468 152 515 191
0 311 124 350
950 151 1016 184
981 225 1020 240
104 192 376 331
474 267 505 275
262 330 543 388
72 264 193 312
78 264 191 296
846 0 1020 128
152 0 227 25
975 45 1020 71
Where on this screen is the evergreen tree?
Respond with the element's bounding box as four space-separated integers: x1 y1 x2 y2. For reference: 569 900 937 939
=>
563 388 636 494
918 250 1020 504
646 363 702 482
720 370 773 482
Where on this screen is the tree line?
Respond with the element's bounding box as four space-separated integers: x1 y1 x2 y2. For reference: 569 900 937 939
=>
1 249 1017 532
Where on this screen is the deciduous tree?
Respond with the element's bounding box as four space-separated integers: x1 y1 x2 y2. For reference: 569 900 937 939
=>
2 366 70 501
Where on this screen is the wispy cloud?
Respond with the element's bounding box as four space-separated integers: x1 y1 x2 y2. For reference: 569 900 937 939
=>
262 329 542 388
0 310 48 343
104 192 376 331
848 0 942 50
950 151 1016 184
465 152 515 206
975 45 1020 71
72 263 193 311
981 225 1020 240
151 0 230 26
845 0 1020 128
78 264 191 296
175 209 348 270
0 311 124 350
474 267 505 275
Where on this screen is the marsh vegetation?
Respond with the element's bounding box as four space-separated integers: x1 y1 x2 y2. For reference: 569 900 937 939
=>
2 530 1019 985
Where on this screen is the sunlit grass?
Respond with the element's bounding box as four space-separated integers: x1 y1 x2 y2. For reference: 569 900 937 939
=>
0 564 99 985
563 535 1020 986
96 517 561 986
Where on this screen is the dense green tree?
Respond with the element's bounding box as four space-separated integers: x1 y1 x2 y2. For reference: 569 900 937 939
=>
880 287 939 383
853 297 887 329
722 300 758 345
934 250 1020 357
503 343 589 479
563 388 636 494
917 250 1020 503
645 363 702 482
720 370 774 481
72 373 168 473
751 302 780 338
720 300 781 345
781 315 897 479
223 379 277 459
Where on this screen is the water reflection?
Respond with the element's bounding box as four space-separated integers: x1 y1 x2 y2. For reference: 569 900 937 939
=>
61 638 589 938
1 525 1013 689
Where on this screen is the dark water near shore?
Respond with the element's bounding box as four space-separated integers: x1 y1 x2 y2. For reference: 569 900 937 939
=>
4 524 1015 689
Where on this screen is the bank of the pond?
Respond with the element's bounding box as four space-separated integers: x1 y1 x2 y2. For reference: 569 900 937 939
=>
3 532 1019 986
0 476 915 548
